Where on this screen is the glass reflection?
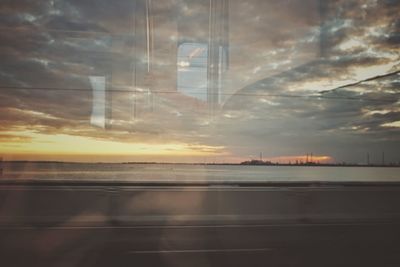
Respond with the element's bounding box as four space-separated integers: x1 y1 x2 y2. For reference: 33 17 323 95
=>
0 0 399 170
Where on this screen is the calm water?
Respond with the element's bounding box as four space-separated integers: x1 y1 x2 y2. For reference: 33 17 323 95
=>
1 162 399 182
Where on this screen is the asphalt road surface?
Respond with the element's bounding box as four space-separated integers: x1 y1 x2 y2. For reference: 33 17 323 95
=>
1 182 400 267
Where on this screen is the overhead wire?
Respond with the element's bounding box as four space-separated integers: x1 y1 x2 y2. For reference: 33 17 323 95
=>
0 84 397 103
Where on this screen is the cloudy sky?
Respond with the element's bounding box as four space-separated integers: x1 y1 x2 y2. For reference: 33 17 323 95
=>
0 0 399 164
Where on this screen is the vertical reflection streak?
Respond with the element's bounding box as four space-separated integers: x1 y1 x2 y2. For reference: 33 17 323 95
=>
90 76 107 128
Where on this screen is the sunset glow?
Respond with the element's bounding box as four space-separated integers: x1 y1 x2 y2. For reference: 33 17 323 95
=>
0 130 226 161
265 155 334 164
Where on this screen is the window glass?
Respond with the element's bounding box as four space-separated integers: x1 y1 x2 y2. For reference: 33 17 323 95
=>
0 0 399 182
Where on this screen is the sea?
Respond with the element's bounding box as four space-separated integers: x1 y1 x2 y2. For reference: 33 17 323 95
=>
1 162 399 183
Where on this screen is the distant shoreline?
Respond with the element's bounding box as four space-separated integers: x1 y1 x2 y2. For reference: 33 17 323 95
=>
1 160 400 168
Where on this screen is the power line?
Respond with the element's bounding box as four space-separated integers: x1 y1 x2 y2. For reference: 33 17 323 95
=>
0 85 397 103
0 25 134 38
319 69 400 94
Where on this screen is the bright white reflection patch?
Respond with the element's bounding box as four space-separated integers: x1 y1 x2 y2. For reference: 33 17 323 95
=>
89 76 106 128
177 43 208 102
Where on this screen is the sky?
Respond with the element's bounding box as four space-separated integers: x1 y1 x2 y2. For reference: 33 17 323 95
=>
0 0 399 164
